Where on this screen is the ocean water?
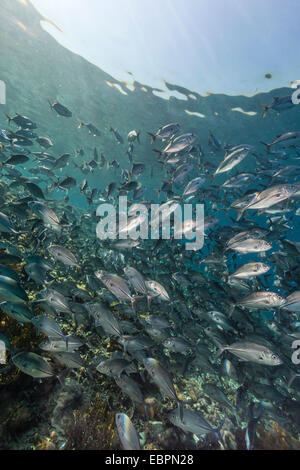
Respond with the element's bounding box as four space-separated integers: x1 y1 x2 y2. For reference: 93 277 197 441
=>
0 0 300 451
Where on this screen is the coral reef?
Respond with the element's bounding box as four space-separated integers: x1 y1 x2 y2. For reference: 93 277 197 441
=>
52 392 116 450
254 421 300 450
51 380 86 436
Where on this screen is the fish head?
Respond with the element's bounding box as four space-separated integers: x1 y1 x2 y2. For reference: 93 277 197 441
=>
162 338 174 349
262 350 282 366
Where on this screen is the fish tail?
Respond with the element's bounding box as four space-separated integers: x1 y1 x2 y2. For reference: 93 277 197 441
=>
85 340 93 349
256 402 265 421
146 294 152 310
4 113 11 124
47 99 53 110
214 419 226 448
139 369 146 383
236 207 245 221
144 402 150 420
154 189 161 199
57 368 69 386
131 295 143 314
177 399 184 422
86 366 94 380
147 132 156 144
78 121 84 129
214 342 227 362
136 130 141 144
260 104 269 118
260 141 271 153
152 149 162 159
182 352 196 377
49 180 57 192
228 303 235 316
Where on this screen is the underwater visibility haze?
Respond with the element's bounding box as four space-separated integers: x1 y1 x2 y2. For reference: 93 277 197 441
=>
1 0 300 451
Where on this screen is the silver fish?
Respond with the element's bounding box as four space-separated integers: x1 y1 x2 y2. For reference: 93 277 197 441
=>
115 413 140 450
217 341 282 366
143 357 184 420
163 133 197 153
48 244 78 267
228 262 270 280
168 407 224 442
236 291 285 310
12 352 55 379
